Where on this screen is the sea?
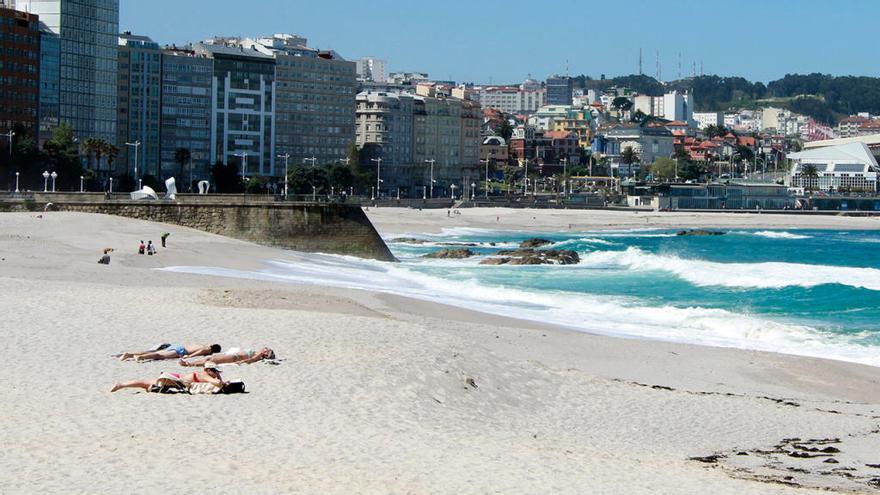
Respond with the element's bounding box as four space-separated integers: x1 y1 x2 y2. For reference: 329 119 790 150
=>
164 228 880 367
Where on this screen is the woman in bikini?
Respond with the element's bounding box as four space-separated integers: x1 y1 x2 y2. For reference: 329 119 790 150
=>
180 347 275 367
118 344 221 362
110 362 226 393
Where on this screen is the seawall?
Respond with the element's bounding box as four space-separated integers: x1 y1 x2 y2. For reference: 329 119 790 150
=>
0 193 395 261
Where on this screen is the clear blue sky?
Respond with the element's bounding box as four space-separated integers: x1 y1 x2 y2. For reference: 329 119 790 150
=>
120 0 880 84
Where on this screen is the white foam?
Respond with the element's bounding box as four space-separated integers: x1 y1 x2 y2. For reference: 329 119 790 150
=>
753 231 812 240
580 247 880 291
161 254 880 367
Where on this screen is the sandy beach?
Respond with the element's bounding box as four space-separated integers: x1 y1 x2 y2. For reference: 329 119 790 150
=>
2 210 880 494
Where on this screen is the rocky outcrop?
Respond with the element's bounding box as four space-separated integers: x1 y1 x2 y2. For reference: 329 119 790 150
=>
390 237 429 244
423 249 475 259
677 229 725 236
519 238 554 248
480 249 580 266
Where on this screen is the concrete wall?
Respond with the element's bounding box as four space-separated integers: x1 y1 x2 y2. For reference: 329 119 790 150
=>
0 195 395 261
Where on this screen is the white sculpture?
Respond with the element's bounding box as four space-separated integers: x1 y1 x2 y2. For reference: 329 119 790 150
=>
198 180 210 195
130 186 159 201
165 177 177 200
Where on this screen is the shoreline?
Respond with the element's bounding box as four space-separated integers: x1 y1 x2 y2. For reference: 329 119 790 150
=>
2 211 880 494
365 207 880 235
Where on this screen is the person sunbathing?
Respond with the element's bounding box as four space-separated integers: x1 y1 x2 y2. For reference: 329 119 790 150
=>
111 362 226 393
119 344 221 362
180 347 275 367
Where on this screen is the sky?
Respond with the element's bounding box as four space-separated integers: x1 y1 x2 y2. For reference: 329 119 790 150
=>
120 0 880 84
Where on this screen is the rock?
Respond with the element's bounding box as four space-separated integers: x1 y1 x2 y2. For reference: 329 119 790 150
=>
390 237 428 244
520 238 553 248
479 258 510 265
488 248 579 266
422 248 475 259
677 229 725 236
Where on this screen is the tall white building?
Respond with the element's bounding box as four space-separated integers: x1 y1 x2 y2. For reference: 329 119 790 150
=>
356 57 386 83
693 111 723 130
478 78 545 114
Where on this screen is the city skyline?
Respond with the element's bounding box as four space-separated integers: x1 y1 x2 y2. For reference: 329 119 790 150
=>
116 0 880 84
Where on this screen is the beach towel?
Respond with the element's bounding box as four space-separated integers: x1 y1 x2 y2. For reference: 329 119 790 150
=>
188 382 220 395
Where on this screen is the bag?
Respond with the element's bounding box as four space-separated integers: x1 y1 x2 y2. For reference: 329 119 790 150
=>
221 381 246 394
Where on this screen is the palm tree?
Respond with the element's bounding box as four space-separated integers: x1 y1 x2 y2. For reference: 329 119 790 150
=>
92 139 107 174
800 164 819 192
82 138 100 171
174 148 191 181
102 142 119 175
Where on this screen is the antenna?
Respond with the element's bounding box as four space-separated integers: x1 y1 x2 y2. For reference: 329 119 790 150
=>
678 52 682 80
700 61 704 76
655 50 661 82
639 48 643 75
565 58 569 77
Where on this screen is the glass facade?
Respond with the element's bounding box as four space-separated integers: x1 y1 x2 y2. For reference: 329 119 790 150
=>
275 54 356 167
38 29 60 142
28 0 118 143
117 33 160 179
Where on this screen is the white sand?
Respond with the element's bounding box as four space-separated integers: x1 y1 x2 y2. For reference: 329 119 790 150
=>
365 206 880 235
2 211 880 494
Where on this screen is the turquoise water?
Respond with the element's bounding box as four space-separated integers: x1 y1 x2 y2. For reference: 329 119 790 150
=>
164 227 880 366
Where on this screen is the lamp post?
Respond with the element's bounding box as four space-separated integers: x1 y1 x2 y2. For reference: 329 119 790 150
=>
371 157 382 199
80 175 84 193
277 153 290 197
561 157 568 197
480 157 492 199
471 182 476 201
124 141 141 188
423 185 427 200
15 172 20 193
303 157 317 168
50 172 57 192
523 159 529 195
425 159 435 199
109 177 114 194
2 129 14 160
233 151 249 186
42 171 49 192
450 184 457 200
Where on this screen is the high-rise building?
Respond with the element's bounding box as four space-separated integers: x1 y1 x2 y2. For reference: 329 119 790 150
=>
159 46 213 184
478 78 545 114
246 34 357 169
117 32 161 179
193 42 276 177
356 57 386 83
0 7 40 139
37 25 60 143
545 75 573 106
355 91 414 194
25 0 119 144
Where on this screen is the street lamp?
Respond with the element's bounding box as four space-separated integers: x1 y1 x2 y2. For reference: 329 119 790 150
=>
371 158 382 199
15 172 19 193
480 157 492 199
277 153 290 197
80 175 84 193
471 182 476 201
51 171 57 192
124 141 141 188
561 157 568 197
2 129 14 160
109 177 114 193
234 151 249 183
450 184 457 200
424 159 435 199
42 171 49 192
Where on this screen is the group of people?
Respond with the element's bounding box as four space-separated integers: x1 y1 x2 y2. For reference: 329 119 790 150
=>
111 343 276 393
137 233 170 256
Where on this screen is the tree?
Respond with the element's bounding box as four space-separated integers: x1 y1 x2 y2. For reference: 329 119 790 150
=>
41 123 84 191
81 138 100 171
210 161 242 193
678 159 706 181
650 157 677 182
800 164 819 192
328 163 354 191
174 148 191 182
611 96 633 112
704 124 730 139
102 142 119 176
621 146 639 166
495 120 514 141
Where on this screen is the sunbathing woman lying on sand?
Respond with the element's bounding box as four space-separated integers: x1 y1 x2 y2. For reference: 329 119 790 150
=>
180 347 275 367
111 362 225 393
119 344 221 362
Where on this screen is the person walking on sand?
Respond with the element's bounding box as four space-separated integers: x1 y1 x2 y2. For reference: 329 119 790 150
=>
138 240 145 255
181 347 275 367
161 232 170 248
119 344 221 362
111 362 226 393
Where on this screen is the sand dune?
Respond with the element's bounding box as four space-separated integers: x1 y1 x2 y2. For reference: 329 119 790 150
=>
1 211 879 494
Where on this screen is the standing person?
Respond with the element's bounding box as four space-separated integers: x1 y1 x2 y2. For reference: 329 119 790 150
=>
161 232 170 248
138 240 145 255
